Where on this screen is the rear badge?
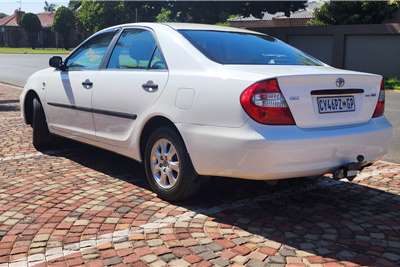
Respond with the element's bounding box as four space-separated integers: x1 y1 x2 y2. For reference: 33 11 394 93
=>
336 78 345 88
289 96 300 101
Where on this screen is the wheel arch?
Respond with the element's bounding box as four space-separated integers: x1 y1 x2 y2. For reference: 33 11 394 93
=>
139 115 186 162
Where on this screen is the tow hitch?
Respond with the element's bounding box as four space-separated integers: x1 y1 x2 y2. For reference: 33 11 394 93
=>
333 155 367 181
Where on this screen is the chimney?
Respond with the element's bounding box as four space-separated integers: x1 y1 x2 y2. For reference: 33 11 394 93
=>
14 9 25 25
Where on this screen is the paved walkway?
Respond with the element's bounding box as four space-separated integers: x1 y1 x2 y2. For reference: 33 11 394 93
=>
0 84 399 267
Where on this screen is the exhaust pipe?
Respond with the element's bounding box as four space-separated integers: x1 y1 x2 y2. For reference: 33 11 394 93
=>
333 155 365 181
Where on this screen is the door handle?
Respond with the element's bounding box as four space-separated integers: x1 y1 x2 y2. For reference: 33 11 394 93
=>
142 80 158 92
82 79 93 89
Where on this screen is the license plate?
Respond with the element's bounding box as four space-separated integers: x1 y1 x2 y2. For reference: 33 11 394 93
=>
317 96 355 114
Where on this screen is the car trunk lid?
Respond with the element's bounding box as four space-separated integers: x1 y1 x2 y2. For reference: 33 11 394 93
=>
225 65 382 128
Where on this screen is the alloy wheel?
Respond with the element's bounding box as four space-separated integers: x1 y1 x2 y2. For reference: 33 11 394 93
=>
150 138 180 189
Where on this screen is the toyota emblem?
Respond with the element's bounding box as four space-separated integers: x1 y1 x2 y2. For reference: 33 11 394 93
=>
336 78 345 88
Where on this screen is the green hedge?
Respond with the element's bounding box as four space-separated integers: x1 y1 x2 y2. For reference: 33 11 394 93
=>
385 77 400 90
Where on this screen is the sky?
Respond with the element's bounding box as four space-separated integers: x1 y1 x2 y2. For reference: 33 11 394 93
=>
0 0 69 15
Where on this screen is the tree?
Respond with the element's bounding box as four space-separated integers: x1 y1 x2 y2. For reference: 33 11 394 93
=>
76 0 306 34
77 0 127 33
44 1 56 12
158 1 307 24
68 0 82 11
20 13 42 49
53 6 75 49
0 12 7 19
156 8 174 22
310 1 400 25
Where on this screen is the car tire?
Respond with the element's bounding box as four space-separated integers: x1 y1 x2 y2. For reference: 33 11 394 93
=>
144 126 201 201
32 98 54 151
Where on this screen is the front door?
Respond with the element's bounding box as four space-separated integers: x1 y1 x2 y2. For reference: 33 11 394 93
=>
45 31 117 139
92 28 169 147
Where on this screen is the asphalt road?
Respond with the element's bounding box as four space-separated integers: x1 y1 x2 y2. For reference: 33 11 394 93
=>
0 54 64 87
385 91 400 163
0 53 399 163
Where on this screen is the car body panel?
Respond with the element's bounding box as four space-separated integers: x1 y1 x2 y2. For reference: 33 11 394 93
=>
92 70 169 147
176 117 392 179
45 70 97 139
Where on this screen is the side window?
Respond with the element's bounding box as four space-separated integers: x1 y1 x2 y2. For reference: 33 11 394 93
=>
108 29 166 70
149 48 167 70
66 31 116 70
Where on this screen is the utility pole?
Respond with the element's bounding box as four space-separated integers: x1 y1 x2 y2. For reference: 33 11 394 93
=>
17 0 22 11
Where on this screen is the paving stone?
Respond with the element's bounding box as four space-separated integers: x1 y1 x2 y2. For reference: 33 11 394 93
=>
233 238 248 245
183 254 202 264
140 254 158 263
267 264 285 267
0 83 399 267
105 218 119 224
104 256 122 265
248 251 267 261
199 251 219 261
233 245 252 256
279 246 296 257
159 253 176 263
147 239 163 247
205 242 224 252
232 255 249 265
150 259 167 267
168 259 190 267
190 245 208 254
210 257 230 267
267 255 286 264
245 259 266 267
116 206 131 214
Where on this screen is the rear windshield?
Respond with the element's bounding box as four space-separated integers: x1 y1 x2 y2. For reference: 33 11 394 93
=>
179 30 322 66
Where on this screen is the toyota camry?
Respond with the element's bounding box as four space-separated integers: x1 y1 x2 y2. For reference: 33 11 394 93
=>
20 23 393 201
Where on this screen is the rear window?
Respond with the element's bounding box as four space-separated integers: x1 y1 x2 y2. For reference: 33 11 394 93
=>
179 30 322 66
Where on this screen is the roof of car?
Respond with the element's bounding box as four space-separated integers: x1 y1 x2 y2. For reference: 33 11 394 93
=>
162 22 262 34
102 22 263 35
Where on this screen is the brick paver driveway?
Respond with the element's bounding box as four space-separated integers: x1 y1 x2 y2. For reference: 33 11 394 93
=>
0 84 399 267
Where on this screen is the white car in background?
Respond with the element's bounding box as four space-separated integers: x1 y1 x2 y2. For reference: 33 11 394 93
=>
21 23 392 201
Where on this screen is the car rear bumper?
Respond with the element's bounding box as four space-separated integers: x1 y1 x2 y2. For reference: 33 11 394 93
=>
176 117 393 180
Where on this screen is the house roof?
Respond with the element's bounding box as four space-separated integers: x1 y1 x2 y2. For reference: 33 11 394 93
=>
0 14 15 26
37 12 55 27
0 11 55 27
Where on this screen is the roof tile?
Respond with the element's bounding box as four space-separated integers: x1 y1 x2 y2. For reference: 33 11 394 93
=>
0 12 54 27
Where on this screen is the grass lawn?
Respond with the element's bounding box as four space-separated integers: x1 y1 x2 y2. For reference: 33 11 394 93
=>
0 47 70 55
385 77 400 90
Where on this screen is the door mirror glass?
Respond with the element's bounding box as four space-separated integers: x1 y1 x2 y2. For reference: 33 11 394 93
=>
49 56 64 70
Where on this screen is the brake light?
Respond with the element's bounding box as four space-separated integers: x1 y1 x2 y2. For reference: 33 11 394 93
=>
372 78 385 118
240 78 295 125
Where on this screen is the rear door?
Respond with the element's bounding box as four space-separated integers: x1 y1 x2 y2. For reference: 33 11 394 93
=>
45 31 116 139
92 27 169 146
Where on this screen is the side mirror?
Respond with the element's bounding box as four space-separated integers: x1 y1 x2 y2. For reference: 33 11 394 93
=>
49 56 65 70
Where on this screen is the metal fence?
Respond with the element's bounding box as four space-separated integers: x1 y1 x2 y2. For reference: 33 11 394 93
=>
249 23 400 78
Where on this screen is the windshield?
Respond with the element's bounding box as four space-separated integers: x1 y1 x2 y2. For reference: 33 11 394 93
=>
179 30 322 66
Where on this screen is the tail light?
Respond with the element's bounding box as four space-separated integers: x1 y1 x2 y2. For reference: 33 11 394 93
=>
372 78 385 118
240 78 295 125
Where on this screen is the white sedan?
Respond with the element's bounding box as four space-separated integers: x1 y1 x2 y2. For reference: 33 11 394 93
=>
21 23 392 201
